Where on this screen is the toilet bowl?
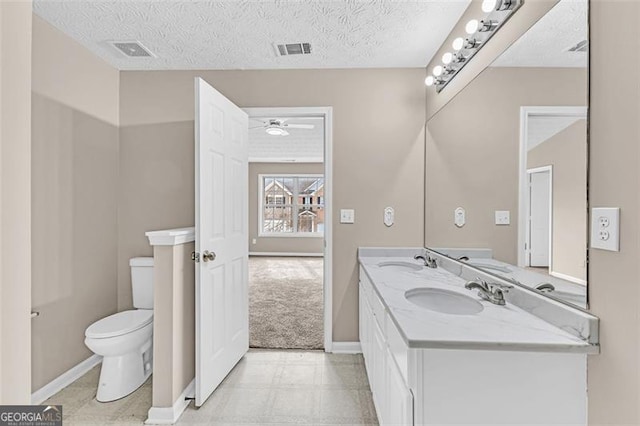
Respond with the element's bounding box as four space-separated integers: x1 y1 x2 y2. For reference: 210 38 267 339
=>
85 257 154 402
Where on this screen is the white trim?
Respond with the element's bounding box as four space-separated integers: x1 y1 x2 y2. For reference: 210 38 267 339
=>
249 252 324 257
249 157 323 163
146 378 195 425
245 107 333 353
146 227 195 246
525 165 554 270
330 342 362 354
550 271 587 286
31 355 102 404
518 106 587 268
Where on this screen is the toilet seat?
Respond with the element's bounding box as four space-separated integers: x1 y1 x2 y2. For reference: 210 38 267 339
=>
86 310 153 339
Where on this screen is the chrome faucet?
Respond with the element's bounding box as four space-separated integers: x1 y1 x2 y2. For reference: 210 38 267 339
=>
535 282 555 293
465 279 513 306
414 254 437 268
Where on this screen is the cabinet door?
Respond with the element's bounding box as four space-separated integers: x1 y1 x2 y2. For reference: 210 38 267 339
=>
372 317 387 423
386 347 414 425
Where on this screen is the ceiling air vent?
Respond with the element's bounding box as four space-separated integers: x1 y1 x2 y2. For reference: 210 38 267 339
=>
567 40 589 53
274 43 312 57
111 41 154 58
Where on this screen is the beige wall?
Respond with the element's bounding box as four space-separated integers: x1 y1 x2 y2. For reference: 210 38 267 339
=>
249 162 324 254
528 120 587 282
119 69 426 341
152 242 195 407
0 0 33 404
30 16 120 391
425 67 587 264
588 1 640 424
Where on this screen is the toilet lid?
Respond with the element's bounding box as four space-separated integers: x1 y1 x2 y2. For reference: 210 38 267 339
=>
86 310 153 339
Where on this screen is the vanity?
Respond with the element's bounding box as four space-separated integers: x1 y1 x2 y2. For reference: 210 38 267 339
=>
358 247 598 425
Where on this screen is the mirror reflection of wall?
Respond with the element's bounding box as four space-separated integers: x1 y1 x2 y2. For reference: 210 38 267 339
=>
424 0 588 308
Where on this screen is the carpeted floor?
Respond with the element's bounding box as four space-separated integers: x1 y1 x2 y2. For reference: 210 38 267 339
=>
249 256 324 350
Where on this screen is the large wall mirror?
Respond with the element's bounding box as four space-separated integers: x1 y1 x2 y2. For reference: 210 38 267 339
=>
424 0 589 309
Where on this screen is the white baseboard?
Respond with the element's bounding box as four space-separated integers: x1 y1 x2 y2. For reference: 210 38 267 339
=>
146 378 195 425
330 342 362 354
31 354 102 404
249 252 323 257
550 271 587 286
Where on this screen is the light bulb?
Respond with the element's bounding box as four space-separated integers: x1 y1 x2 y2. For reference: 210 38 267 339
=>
433 66 443 77
442 52 453 65
466 19 479 35
425 76 435 87
452 37 465 51
482 0 498 13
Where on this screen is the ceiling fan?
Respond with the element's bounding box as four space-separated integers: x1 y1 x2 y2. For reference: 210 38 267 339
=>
250 118 315 136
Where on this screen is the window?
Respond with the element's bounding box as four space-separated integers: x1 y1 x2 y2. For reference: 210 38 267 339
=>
260 175 324 236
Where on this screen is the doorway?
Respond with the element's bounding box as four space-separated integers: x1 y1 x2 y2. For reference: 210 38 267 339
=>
526 166 553 270
244 107 333 351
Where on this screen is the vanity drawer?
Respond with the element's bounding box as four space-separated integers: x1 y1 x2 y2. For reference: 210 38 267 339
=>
386 311 409 383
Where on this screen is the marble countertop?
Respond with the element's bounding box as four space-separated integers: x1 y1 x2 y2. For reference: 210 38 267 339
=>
359 251 597 354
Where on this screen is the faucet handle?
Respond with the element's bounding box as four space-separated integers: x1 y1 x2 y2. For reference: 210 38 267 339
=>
489 282 513 292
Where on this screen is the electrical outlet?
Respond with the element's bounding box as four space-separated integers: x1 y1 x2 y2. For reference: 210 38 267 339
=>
591 207 620 251
252 238 257 245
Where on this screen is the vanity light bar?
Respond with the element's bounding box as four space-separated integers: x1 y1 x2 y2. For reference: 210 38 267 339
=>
425 0 524 92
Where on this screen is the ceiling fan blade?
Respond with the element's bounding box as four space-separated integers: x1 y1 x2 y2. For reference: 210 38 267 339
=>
249 125 265 129
284 124 315 129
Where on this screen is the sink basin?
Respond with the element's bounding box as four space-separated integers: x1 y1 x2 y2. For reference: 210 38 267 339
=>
404 288 484 315
377 261 423 272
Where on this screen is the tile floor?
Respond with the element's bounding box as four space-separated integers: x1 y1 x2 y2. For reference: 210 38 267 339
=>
44 350 378 425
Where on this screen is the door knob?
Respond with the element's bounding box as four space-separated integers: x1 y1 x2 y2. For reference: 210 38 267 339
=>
202 250 216 262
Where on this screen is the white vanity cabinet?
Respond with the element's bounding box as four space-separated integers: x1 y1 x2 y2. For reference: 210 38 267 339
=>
359 268 413 426
358 265 589 426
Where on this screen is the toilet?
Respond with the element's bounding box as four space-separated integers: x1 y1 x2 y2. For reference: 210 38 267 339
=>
85 257 154 402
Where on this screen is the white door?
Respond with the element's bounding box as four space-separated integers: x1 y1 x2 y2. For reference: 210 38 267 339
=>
528 170 551 267
195 78 249 406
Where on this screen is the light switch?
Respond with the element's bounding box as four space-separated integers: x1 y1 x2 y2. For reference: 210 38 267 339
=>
591 207 620 251
495 210 510 225
340 209 355 224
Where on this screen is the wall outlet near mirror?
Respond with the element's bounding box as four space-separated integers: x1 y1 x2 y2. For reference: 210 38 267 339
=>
591 207 620 251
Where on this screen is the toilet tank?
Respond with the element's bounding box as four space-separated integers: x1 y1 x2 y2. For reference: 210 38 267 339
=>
130 257 154 309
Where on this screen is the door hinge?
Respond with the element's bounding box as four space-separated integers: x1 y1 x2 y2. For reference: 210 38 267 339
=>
191 251 200 263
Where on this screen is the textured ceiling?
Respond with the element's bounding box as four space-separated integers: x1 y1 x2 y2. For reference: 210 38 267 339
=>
33 0 470 71
249 117 324 162
492 0 588 68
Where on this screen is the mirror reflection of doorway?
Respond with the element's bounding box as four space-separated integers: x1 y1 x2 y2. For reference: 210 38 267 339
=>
527 166 552 270
519 106 588 286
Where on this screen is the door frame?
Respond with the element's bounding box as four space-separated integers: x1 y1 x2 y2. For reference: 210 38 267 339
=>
517 106 587 268
243 106 334 352
525 165 553 269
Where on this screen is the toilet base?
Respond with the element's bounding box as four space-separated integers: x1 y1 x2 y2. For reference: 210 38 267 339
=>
96 341 153 402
